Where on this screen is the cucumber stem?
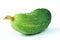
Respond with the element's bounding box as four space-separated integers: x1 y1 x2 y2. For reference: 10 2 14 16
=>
4 15 14 21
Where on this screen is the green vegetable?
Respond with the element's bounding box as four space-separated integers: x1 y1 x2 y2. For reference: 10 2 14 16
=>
4 8 51 35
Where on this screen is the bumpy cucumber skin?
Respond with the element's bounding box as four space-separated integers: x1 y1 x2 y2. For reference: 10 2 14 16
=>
11 8 51 35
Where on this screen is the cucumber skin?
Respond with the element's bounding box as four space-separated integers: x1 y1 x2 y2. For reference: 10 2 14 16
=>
11 8 51 35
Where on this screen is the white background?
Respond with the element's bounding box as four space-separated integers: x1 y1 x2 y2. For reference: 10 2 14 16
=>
0 0 60 40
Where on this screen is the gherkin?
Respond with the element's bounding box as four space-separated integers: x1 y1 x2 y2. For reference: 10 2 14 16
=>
4 8 51 35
